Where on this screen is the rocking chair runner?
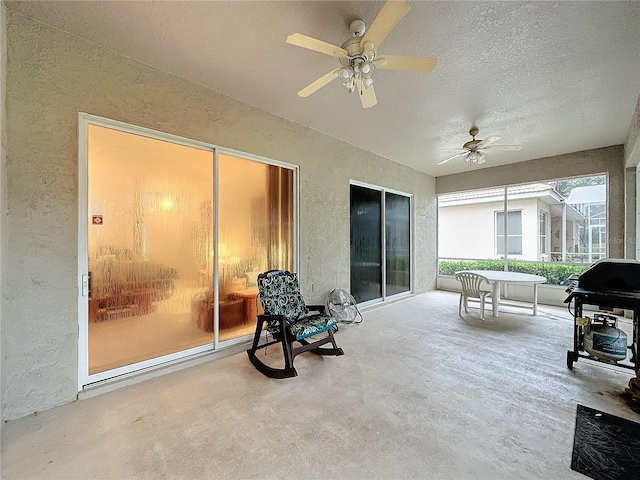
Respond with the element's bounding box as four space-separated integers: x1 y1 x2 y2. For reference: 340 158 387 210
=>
247 270 344 378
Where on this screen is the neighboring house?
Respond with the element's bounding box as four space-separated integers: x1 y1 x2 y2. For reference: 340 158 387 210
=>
438 184 586 262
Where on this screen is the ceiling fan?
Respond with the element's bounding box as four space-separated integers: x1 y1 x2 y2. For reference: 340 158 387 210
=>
286 0 437 108
438 127 523 166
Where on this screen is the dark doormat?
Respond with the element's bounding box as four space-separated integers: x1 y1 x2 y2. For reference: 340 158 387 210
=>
571 404 640 480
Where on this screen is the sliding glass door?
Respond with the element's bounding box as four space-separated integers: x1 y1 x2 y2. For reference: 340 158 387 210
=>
80 115 297 386
385 192 411 296
350 185 382 303
87 124 214 375
350 184 412 304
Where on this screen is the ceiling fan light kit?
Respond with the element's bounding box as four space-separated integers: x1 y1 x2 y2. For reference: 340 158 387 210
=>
286 0 437 108
338 58 376 93
466 151 486 165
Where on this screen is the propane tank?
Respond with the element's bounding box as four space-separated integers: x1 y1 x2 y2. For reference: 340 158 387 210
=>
583 314 628 362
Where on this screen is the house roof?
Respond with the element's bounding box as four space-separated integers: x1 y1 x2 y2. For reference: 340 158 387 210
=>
5 1 640 176
439 183 586 221
439 183 560 204
567 184 606 205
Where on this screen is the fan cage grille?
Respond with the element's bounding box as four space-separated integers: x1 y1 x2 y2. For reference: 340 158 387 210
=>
326 289 363 324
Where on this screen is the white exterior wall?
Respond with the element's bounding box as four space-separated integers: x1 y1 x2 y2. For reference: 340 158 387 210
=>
438 201 499 259
439 198 542 261
3 12 438 420
519 200 538 261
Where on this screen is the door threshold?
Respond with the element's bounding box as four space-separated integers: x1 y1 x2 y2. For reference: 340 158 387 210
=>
79 341 249 400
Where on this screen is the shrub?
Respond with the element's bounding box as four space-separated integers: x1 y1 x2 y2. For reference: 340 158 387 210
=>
438 260 589 286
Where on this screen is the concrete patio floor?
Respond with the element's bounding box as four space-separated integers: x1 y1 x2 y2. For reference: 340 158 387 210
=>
2 290 638 479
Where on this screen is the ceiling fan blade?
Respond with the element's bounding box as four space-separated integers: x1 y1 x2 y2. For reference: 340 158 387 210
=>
477 136 501 147
297 69 339 97
287 33 348 58
437 152 467 165
375 55 437 73
359 80 377 108
482 145 523 151
360 0 410 51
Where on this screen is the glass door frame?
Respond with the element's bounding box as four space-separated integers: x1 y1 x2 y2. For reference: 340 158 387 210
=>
349 180 414 307
77 113 299 390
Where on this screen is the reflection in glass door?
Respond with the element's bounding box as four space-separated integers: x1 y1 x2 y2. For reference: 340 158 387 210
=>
385 192 411 296
350 185 382 303
87 124 214 375
350 184 411 304
218 153 294 342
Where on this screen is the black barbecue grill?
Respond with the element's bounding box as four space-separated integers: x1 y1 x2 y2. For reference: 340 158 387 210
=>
564 259 640 372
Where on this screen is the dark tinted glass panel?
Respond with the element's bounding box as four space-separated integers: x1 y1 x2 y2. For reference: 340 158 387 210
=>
385 193 410 296
350 185 382 303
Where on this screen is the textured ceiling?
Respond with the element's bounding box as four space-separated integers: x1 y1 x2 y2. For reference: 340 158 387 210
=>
6 1 640 176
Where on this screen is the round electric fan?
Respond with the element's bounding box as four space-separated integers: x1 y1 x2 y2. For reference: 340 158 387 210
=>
326 289 363 324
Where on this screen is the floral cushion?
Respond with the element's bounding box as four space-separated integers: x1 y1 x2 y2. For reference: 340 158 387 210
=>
289 313 336 340
258 271 308 321
258 271 337 340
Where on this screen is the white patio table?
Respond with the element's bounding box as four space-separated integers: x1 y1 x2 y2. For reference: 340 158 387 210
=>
457 270 548 317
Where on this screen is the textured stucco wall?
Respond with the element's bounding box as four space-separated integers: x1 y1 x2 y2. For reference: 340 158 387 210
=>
436 146 626 259
4 11 436 420
625 96 640 259
625 95 640 168
1 2 7 432
626 167 637 259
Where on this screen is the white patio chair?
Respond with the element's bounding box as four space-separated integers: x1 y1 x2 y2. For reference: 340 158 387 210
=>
455 271 492 320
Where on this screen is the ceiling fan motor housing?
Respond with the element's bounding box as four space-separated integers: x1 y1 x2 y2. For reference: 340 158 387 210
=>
341 36 373 59
463 140 481 151
463 127 480 151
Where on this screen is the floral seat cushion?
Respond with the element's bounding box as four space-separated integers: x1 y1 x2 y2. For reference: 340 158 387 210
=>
258 271 336 341
288 313 337 340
